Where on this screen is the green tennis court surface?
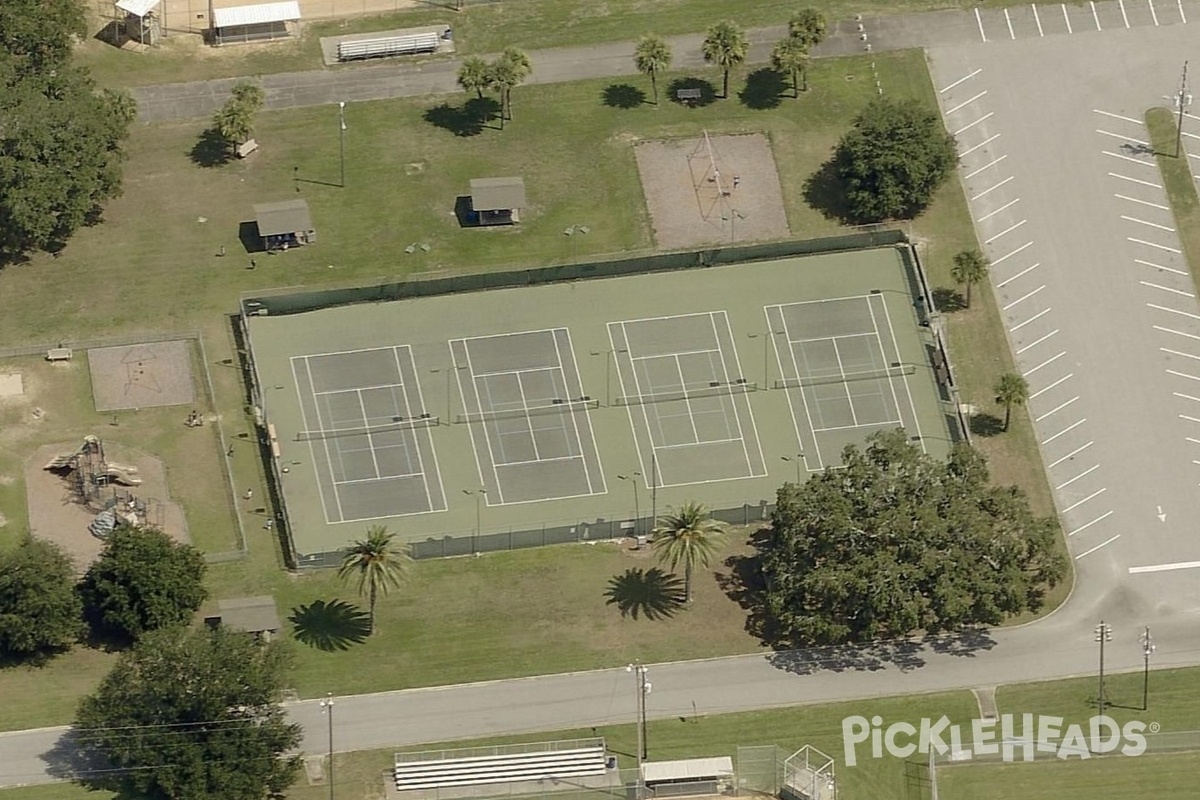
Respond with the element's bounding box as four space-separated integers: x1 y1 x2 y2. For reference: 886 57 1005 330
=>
245 247 958 563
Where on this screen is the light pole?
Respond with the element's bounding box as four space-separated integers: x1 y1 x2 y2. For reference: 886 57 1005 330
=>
747 330 786 388
338 101 347 188
1175 61 1191 159
780 454 803 484
618 472 642 536
1140 626 1155 711
650 454 658 536
1095 621 1112 718
626 662 650 767
320 693 334 800
590 348 626 406
462 488 486 552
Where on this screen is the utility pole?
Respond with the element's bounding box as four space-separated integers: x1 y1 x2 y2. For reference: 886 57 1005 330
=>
1176 62 1191 159
320 693 334 800
650 454 658 536
618 473 642 536
1140 626 1155 711
1095 621 1112 718
338 102 347 187
626 663 650 766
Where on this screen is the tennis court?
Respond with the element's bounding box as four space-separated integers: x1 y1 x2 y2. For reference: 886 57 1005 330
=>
450 328 606 505
608 312 767 487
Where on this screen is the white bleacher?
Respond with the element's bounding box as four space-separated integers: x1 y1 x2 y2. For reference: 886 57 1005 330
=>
394 739 608 792
337 32 440 62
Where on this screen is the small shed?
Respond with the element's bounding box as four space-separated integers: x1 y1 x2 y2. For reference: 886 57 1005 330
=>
253 199 315 250
212 1 301 45
640 757 734 798
206 596 282 641
469 177 526 226
115 0 162 46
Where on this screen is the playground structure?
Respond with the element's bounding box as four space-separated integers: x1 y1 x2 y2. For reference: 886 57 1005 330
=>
42 436 164 536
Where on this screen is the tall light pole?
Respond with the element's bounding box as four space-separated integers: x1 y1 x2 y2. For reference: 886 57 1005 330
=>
780 453 803 484
338 101 347 188
650 454 658 536
590 348 626 407
462 488 486 553
618 472 642 536
1176 62 1191 159
1095 621 1112 718
747 329 786 388
1140 626 1155 711
320 693 334 800
626 662 650 769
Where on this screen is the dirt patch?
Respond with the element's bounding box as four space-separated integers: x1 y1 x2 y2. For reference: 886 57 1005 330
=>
88 340 196 412
633 133 791 250
0 372 22 398
26 441 191 574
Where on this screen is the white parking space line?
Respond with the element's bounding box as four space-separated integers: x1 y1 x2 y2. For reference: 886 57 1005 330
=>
1139 259 1188 276
956 112 995 136
1076 534 1120 560
1097 130 1150 146
940 69 982 94
1094 109 1145 124
1181 414 1200 423
1179 0 1187 23
1024 351 1066 377
1168 369 1200 382
1143 282 1195 297
965 155 1007 179
1033 3 1044 35
1162 347 1200 359
1063 487 1107 513
1174 391 1200 402
1130 560 1200 573
971 175 1013 200
1109 172 1161 189
962 133 1001 158
1149 0 1159 25
1181 131 1200 141
1035 395 1078 421
1118 194 1169 210
1130 238 1182 253
1123 216 1176 232
1049 440 1094 468
1070 509 1114 536
1158 325 1200 340
980 197 1020 221
1032 372 1073 400
994 241 1035 265
975 7 988 41
947 91 988 115
1012 307 1051 331
985 219 1027 244
998 262 1040 288
1003 283 1044 310
1017 329 1059 354
1187 436 1200 445
1150 303 1200 320
1091 0 1102 29
1104 151 1155 167
1063 3 1073 32
1005 8 1016 38
1042 417 1087 444
1056 463 1099 490
1119 0 1130 27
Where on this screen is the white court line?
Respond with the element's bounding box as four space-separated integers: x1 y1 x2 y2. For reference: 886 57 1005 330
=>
1012 306 1051 331
1174 391 1200 402
1049 440 1093 468
1109 172 1161 188
980 197 1020 222
1103 150 1155 167
1057 463 1099 490
955 112 995 136
1042 417 1086 445
1138 259 1188 276
1063 487 1107 514
1149 0 1159 25
994 241 1035 266
1130 238 1182 253
1070 509 1114 536
1024 351 1066 377
1143 282 1195 297
1033 3 1044 35
1159 326 1200 340
1002 283 1044 310
1062 3 1073 32
1031 372 1073 400
1017 329 1059 355
1124 216 1176 232
1117 194 1169 210
1076 534 1120 560
1119 0 1130 27
1095 109 1143 124
1129 560 1200 574
965 154 1007 180
1170 369 1200 382
1097 129 1149 146
946 91 988 116
1005 7 1015 38
998 262 1040 288
971 175 1013 200
940 69 982 94
975 6 988 41
1035 395 1078 422
962 133 1001 158
1150 303 1200 320
1091 0 1102 29
1163 347 1200 360
985 219 1027 244
1180 0 1187 23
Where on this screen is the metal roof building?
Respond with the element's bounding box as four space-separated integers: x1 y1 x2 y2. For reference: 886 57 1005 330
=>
469 177 526 226
212 1 301 45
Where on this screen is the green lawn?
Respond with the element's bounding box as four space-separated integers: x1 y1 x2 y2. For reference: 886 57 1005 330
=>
1147 106 1200 298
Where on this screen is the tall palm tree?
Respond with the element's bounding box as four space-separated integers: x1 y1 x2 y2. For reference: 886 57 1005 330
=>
701 21 748 99
788 8 828 50
457 56 490 99
994 372 1030 432
651 502 728 603
336 525 412 634
634 34 672 106
950 249 990 309
489 48 532 125
771 37 810 97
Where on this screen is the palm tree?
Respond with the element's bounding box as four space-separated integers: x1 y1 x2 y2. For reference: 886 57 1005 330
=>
634 34 672 106
336 525 412 634
701 21 748 99
788 8 828 50
771 37 810 97
651 502 728 603
489 48 532 125
994 372 1030 432
457 56 491 99
950 249 990 309
213 80 266 152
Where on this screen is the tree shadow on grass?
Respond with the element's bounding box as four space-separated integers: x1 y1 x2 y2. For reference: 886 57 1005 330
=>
602 83 646 109
423 97 501 137
666 77 718 108
932 287 966 313
738 68 786 110
604 568 685 620
289 599 371 651
190 127 233 168
969 412 1005 438
802 156 862 225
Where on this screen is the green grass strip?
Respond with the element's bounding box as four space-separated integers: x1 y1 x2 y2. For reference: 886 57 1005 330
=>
1146 106 1200 297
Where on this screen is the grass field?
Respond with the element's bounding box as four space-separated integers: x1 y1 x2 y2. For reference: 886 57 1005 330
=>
1147 106 1200 298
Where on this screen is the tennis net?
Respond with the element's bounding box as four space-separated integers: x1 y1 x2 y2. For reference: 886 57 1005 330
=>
774 364 914 390
455 399 600 424
614 381 758 407
295 415 439 441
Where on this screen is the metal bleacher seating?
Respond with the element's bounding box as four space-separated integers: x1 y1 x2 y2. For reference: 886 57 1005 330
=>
394 739 608 792
337 32 440 62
